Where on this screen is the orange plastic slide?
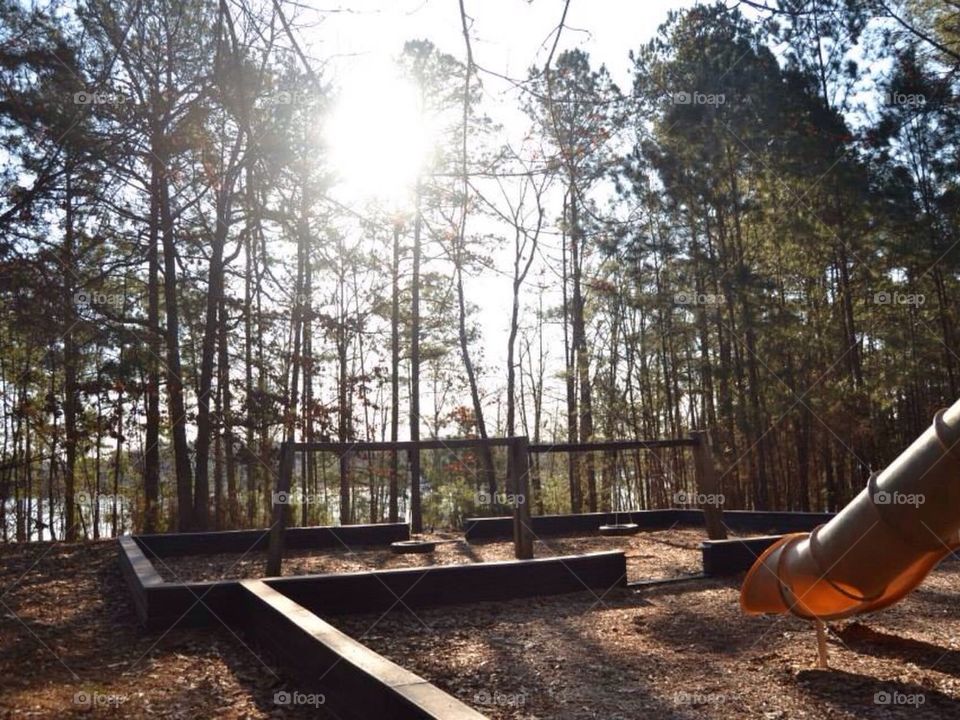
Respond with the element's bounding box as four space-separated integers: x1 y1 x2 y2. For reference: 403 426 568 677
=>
741 399 960 620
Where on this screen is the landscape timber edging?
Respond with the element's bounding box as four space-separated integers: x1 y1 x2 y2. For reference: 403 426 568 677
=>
117 536 164 626
235 579 489 720
700 535 786 576
266 550 628 616
119 536 628 629
132 522 410 558
462 509 836 540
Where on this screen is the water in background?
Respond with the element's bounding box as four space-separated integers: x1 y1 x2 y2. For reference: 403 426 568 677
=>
3 494 132 541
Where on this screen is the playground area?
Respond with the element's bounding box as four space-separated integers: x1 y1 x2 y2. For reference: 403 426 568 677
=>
150 527 710 582
6 0 960 714
333 564 960 719
8 408 960 718
2 533 960 719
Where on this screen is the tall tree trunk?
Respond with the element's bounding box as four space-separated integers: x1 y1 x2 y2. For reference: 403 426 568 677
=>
257 224 271 523
25 404 32 542
94 381 103 540
454 260 496 495
143 162 161 533
194 176 235 530
569 189 596 511
213 370 224 529
389 224 401 523
62 168 79 542
409 189 423 533
157 154 193 531
336 235 351 525
302 231 313 527
14 379 24 542
112 365 124 537
218 294 238 527
561 199 580 512
531 296 546 514
243 169 258 527
283 209 306 522
47 356 57 540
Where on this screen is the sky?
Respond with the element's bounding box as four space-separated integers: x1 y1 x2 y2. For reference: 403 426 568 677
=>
309 0 691 89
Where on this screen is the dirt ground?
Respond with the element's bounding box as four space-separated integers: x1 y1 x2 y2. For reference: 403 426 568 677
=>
0 539 332 719
2 532 960 719
151 527 711 583
334 566 960 719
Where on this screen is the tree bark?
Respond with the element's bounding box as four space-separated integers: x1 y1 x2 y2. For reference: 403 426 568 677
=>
62 168 79 541
410 189 423 533
143 161 161 533
157 153 194 531
389 224 401 523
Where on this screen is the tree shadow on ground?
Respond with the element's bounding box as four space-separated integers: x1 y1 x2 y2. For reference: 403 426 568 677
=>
796 668 957 719
835 622 960 677
0 544 333 719
641 601 762 653
473 600 690 719
217 632 347 720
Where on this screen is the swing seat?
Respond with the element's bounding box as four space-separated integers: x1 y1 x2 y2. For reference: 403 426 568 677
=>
599 523 640 537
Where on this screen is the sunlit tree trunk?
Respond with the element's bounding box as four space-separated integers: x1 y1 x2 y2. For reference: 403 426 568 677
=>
410 187 423 533
389 224 401 523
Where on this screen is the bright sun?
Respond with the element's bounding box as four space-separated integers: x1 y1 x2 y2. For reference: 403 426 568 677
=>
326 63 433 205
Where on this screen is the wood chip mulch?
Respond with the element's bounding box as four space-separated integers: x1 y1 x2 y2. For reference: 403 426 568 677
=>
0 539 333 719
4 531 960 718
151 527 712 583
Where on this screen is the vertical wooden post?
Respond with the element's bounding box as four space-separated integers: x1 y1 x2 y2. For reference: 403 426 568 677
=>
691 430 727 540
339 447 351 526
266 440 294 576
509 437 534 559
815 619 829 668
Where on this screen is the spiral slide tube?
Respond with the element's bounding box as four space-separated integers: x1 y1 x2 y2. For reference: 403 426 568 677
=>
741 399 960 620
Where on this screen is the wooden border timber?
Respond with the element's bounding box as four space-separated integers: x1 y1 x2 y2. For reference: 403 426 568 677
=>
236 580 488 720
701 536 790 576
463 509 836 541
134 523 409 558
119 535 627 630
117 536 165 627
267 551 626 616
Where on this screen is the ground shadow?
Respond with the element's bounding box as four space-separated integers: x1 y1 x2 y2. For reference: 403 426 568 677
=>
217 630 345 720
797 668 957 718
836 622 960 677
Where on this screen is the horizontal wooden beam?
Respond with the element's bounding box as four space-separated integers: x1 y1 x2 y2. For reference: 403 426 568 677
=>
529 438 695 453
134 522 409 558
120 547 628 630
463 509 837 541
289 437 695 454
267 551 627 616
291 437 520 453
